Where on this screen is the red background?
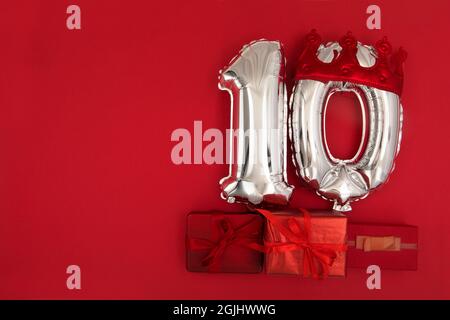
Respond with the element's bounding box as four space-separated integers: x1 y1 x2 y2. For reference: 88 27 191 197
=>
0 0 449 299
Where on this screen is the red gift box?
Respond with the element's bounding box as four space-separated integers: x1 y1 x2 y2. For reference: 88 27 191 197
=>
258 209 347 278
186 212 264 273
347 223 418 270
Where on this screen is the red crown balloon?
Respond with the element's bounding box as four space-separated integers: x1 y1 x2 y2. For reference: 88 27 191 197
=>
295 30 407 96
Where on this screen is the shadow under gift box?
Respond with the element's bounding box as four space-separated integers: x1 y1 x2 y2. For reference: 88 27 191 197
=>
186 212 264 273
260 209 347 278
346 223 418 270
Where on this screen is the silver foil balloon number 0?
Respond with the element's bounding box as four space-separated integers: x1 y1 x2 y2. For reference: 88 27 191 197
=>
218 40 293 206
290 43 403 212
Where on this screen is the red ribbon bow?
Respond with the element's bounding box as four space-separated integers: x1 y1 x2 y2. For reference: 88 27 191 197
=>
187 216 264 272
257 208 347 279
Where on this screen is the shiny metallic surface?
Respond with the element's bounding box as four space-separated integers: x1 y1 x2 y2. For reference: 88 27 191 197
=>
219 40 293 205
290 42 403 212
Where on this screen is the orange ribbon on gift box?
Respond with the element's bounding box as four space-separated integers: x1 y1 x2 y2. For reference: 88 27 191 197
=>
355 236 401 252
350 235 417 252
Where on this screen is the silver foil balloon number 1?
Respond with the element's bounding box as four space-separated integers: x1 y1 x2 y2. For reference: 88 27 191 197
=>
218 40 293 206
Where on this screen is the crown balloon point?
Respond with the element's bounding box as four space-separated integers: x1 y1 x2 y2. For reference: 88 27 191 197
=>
376 37 392 56
397 47 408 62
306 29 321 45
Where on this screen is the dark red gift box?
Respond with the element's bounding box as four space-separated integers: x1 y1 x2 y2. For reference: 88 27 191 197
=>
186 212 264 273
258 208 347 278
347 223 418 270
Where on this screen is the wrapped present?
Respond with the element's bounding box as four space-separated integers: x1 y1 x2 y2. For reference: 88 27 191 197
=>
347 223 418 270
258 208 347 279
186 212 264 273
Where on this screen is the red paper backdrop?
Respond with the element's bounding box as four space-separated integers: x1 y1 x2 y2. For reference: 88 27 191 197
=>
0 0 449 299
